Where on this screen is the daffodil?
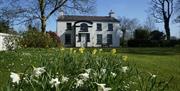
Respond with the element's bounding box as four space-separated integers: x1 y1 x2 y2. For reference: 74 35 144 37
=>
79 48 85 53
122 55 128 61
49 78 60 88
101 68 106 74
60 47 65 51
79 72 89 81
122 66 128 73
96 83 112 91
70 48 73 52
10 72 20 84
61 76 69 83
152 75 156 78
85 68 91 74
73 50 77 53
92 49 97 55
111 72 117 77
99 48 103 52
75 79 84 88
149 73 157 78
32 67 46 77
111 49 116 55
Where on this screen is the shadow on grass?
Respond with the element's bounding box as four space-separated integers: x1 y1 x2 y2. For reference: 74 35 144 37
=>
119 47 180 55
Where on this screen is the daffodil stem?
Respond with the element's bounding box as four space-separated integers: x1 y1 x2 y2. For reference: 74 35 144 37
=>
19 65 32 89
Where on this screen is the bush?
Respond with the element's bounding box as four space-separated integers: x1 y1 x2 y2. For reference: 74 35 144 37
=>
19 30 52 48
47 31 61 47
134 29 150 40
127 39 178 47
150 30 165 40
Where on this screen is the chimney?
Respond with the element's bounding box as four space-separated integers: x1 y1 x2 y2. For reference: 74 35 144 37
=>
60 10 64 18
109 10 116 18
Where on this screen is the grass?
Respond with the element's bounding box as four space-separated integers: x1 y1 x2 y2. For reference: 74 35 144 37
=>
120 48 180 91
0 47 179 91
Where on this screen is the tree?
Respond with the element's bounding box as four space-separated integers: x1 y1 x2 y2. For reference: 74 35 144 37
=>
150 30 165 40
0 0 95 33
144 16 157 31
149 0 174 40
0 19 17 34
119 17 138 47
175 0 180 22
0 20 9 33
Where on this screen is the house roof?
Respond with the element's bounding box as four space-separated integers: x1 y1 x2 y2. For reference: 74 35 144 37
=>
57 15 120 22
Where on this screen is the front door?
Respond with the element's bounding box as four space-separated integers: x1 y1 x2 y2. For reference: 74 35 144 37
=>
81 34 87 47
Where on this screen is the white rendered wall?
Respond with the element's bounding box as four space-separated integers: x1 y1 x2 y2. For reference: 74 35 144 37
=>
57 21 121 47
0 33 9 51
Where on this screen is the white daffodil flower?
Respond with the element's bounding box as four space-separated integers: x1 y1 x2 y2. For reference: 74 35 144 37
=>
122 66 128 73
111 72 117 77
101 69 106 74
85 68 91 74
10 72 20 84
49 78 60 88
148 72 157 79
61 76 69 83
75 79 84 88
152 74 156 78
97 83 112 91
79 73 89 81
33 67 46 77
99 49 103 52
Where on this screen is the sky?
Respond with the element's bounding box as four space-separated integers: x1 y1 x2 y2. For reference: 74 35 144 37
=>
46 0 180 38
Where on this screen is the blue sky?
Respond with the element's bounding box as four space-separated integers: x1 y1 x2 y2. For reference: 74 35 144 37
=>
47 0 180 38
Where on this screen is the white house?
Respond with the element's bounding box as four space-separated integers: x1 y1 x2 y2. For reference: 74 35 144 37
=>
56 11 121 47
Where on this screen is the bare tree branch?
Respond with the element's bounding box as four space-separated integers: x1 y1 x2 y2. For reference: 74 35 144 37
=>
149 0 174 40
0 0 96 33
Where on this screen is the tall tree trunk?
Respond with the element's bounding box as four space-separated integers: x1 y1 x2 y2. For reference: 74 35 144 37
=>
41 16 46 33
164 19 170 40
39 0 46 33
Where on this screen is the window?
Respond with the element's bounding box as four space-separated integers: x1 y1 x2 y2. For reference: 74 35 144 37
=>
86 34 90 42
80 23 88 32
97 23 102 31
65 34 71 44
107 34 112 44
66 23 72 30
97 34 102 44
108 24 113 31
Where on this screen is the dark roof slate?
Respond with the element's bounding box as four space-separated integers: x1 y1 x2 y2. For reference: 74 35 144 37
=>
57 15 119 22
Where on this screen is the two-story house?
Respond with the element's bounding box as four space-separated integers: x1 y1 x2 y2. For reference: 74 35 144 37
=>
56 11 121 47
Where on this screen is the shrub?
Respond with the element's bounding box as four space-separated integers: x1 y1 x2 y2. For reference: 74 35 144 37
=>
134 28 150 40
127 39 178 47
47 31 61 47
19 30 52 48
150 30 165 40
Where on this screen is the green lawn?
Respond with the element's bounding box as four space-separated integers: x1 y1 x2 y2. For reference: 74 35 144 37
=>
120 48 180 91
0 48 180 91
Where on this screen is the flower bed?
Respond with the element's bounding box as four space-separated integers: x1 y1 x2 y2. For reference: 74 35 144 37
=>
1 48 171 91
